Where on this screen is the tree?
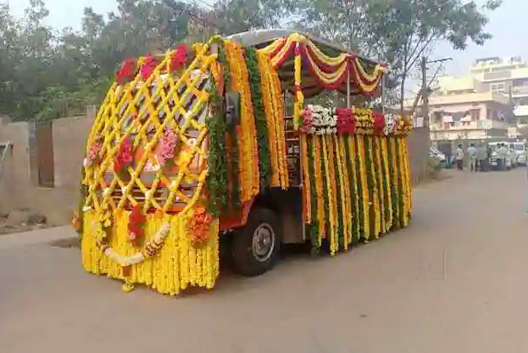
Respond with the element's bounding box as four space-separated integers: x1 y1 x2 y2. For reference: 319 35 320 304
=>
292 0 502 112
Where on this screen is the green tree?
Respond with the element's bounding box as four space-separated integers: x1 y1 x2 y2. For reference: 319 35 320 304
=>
292 0 502 112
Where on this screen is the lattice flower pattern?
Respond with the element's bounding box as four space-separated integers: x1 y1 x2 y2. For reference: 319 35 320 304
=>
83 40 218 216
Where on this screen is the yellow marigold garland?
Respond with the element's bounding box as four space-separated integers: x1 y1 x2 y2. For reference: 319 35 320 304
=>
355 136 370 239
224 40 259 201
293 41 304 130
381 137 393 230
301 135 312 224
321 135 337 253
313 135 325 242
82 210 219 295
256 50 289 188
335 135 350 248
374 137 386 234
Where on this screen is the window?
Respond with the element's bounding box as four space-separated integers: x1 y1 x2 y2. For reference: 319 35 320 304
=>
470 109 480 120
490 82 505 92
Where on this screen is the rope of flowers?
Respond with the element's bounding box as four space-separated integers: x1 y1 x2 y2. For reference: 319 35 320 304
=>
301 135 312 224
313 135 326 244
325 135 339 254
374 136 386 234
256 50 289 188
356 135 370 239
307 136 320 253
380 137 393 231
363 135 377 239
245 46 272 189
205 78 228 216
218 44 240 210
344 135 360 243
387 136 399 229
224 40 259 202
293 41 304 130
334 135 348 249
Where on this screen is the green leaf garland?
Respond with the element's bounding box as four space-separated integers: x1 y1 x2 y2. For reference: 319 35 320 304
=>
205 79 228 217
219 44 240 209
244 47 272 189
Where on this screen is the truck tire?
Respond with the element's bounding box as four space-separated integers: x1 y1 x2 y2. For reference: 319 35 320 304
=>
231 207 281 277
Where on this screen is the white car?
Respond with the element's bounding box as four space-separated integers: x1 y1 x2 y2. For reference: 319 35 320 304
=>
511 142 527 166
489 142 511 170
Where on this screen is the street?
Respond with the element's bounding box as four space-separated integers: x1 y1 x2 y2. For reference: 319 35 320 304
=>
0 168 527 353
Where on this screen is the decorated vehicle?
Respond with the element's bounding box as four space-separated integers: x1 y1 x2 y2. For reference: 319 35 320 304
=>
76 30 413 295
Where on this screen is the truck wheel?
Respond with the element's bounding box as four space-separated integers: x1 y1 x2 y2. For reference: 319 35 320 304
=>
231 208 281 277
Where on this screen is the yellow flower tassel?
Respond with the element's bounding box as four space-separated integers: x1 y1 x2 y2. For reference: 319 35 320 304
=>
81 210 220 296
374 136 386 234
326 135 338 254
301 135 311 224
224 40 259 201
347 136 361 241
322 135 337 255
293 41 304 130
313 135 326 242
335 135 350 248
355 136 370 239
381 137 393 230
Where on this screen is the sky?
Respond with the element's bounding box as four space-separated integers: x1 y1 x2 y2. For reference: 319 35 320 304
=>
6 0 528 79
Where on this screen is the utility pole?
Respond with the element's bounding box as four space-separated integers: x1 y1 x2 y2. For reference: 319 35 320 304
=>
420 57 429 128
412 56 452 128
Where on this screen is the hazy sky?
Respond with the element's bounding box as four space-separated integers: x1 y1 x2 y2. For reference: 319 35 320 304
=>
7 0 528 79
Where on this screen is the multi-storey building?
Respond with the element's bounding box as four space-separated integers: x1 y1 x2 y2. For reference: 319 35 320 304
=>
416 56 527 143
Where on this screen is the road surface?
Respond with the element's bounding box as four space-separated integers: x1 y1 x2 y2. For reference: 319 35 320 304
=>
0 169 527 353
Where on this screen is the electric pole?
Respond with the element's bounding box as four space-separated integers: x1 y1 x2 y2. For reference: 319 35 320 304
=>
414 56 452 128
420 57 429 128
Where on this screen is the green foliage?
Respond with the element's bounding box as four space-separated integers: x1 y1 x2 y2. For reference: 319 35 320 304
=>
0 0 500 121
244 47 271 188
291 0 501 108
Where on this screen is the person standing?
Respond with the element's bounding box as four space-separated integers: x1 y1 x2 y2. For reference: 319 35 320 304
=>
467 143 477 172
477 143 488 171
455 144 464 170
497 143 508 171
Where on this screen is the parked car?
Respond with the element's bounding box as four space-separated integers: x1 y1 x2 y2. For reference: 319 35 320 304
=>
429 146 446 167
489 142 512 170
511 142 527 166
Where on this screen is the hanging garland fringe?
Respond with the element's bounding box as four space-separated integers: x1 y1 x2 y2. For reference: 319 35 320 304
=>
305 131 412 253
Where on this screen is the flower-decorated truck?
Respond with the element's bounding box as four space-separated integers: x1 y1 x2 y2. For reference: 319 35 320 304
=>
77 29 413 295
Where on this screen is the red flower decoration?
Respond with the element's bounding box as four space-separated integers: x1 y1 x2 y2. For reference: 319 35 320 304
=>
300 107 314 133
372 111 386 135
140 54 158 81
336 108 356 134
170 44 189 72
114 136 133 173
116 59 137 85
128 205 146 247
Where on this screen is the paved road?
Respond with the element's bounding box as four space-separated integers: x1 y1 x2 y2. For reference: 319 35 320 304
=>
1 169 527 353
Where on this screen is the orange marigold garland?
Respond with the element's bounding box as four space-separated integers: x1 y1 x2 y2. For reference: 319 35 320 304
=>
188 206 214 247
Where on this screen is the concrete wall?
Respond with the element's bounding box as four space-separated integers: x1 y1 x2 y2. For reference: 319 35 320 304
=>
0 109 95 225
407 127 431 185
0 112 431 225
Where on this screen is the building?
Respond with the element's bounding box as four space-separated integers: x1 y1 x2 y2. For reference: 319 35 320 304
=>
411 56 528 143
438 56 528 124
428 91 511 142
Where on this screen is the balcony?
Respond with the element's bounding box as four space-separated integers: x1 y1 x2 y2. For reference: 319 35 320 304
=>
431 119 509 131
512 86 528 97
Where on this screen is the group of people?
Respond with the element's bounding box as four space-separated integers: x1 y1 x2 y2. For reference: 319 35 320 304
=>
454 143 497 172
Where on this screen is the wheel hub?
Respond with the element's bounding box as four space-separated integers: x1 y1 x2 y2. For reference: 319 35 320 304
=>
252 223 275 262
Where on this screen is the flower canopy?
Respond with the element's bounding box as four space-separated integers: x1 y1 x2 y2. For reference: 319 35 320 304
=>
229 30 388 99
